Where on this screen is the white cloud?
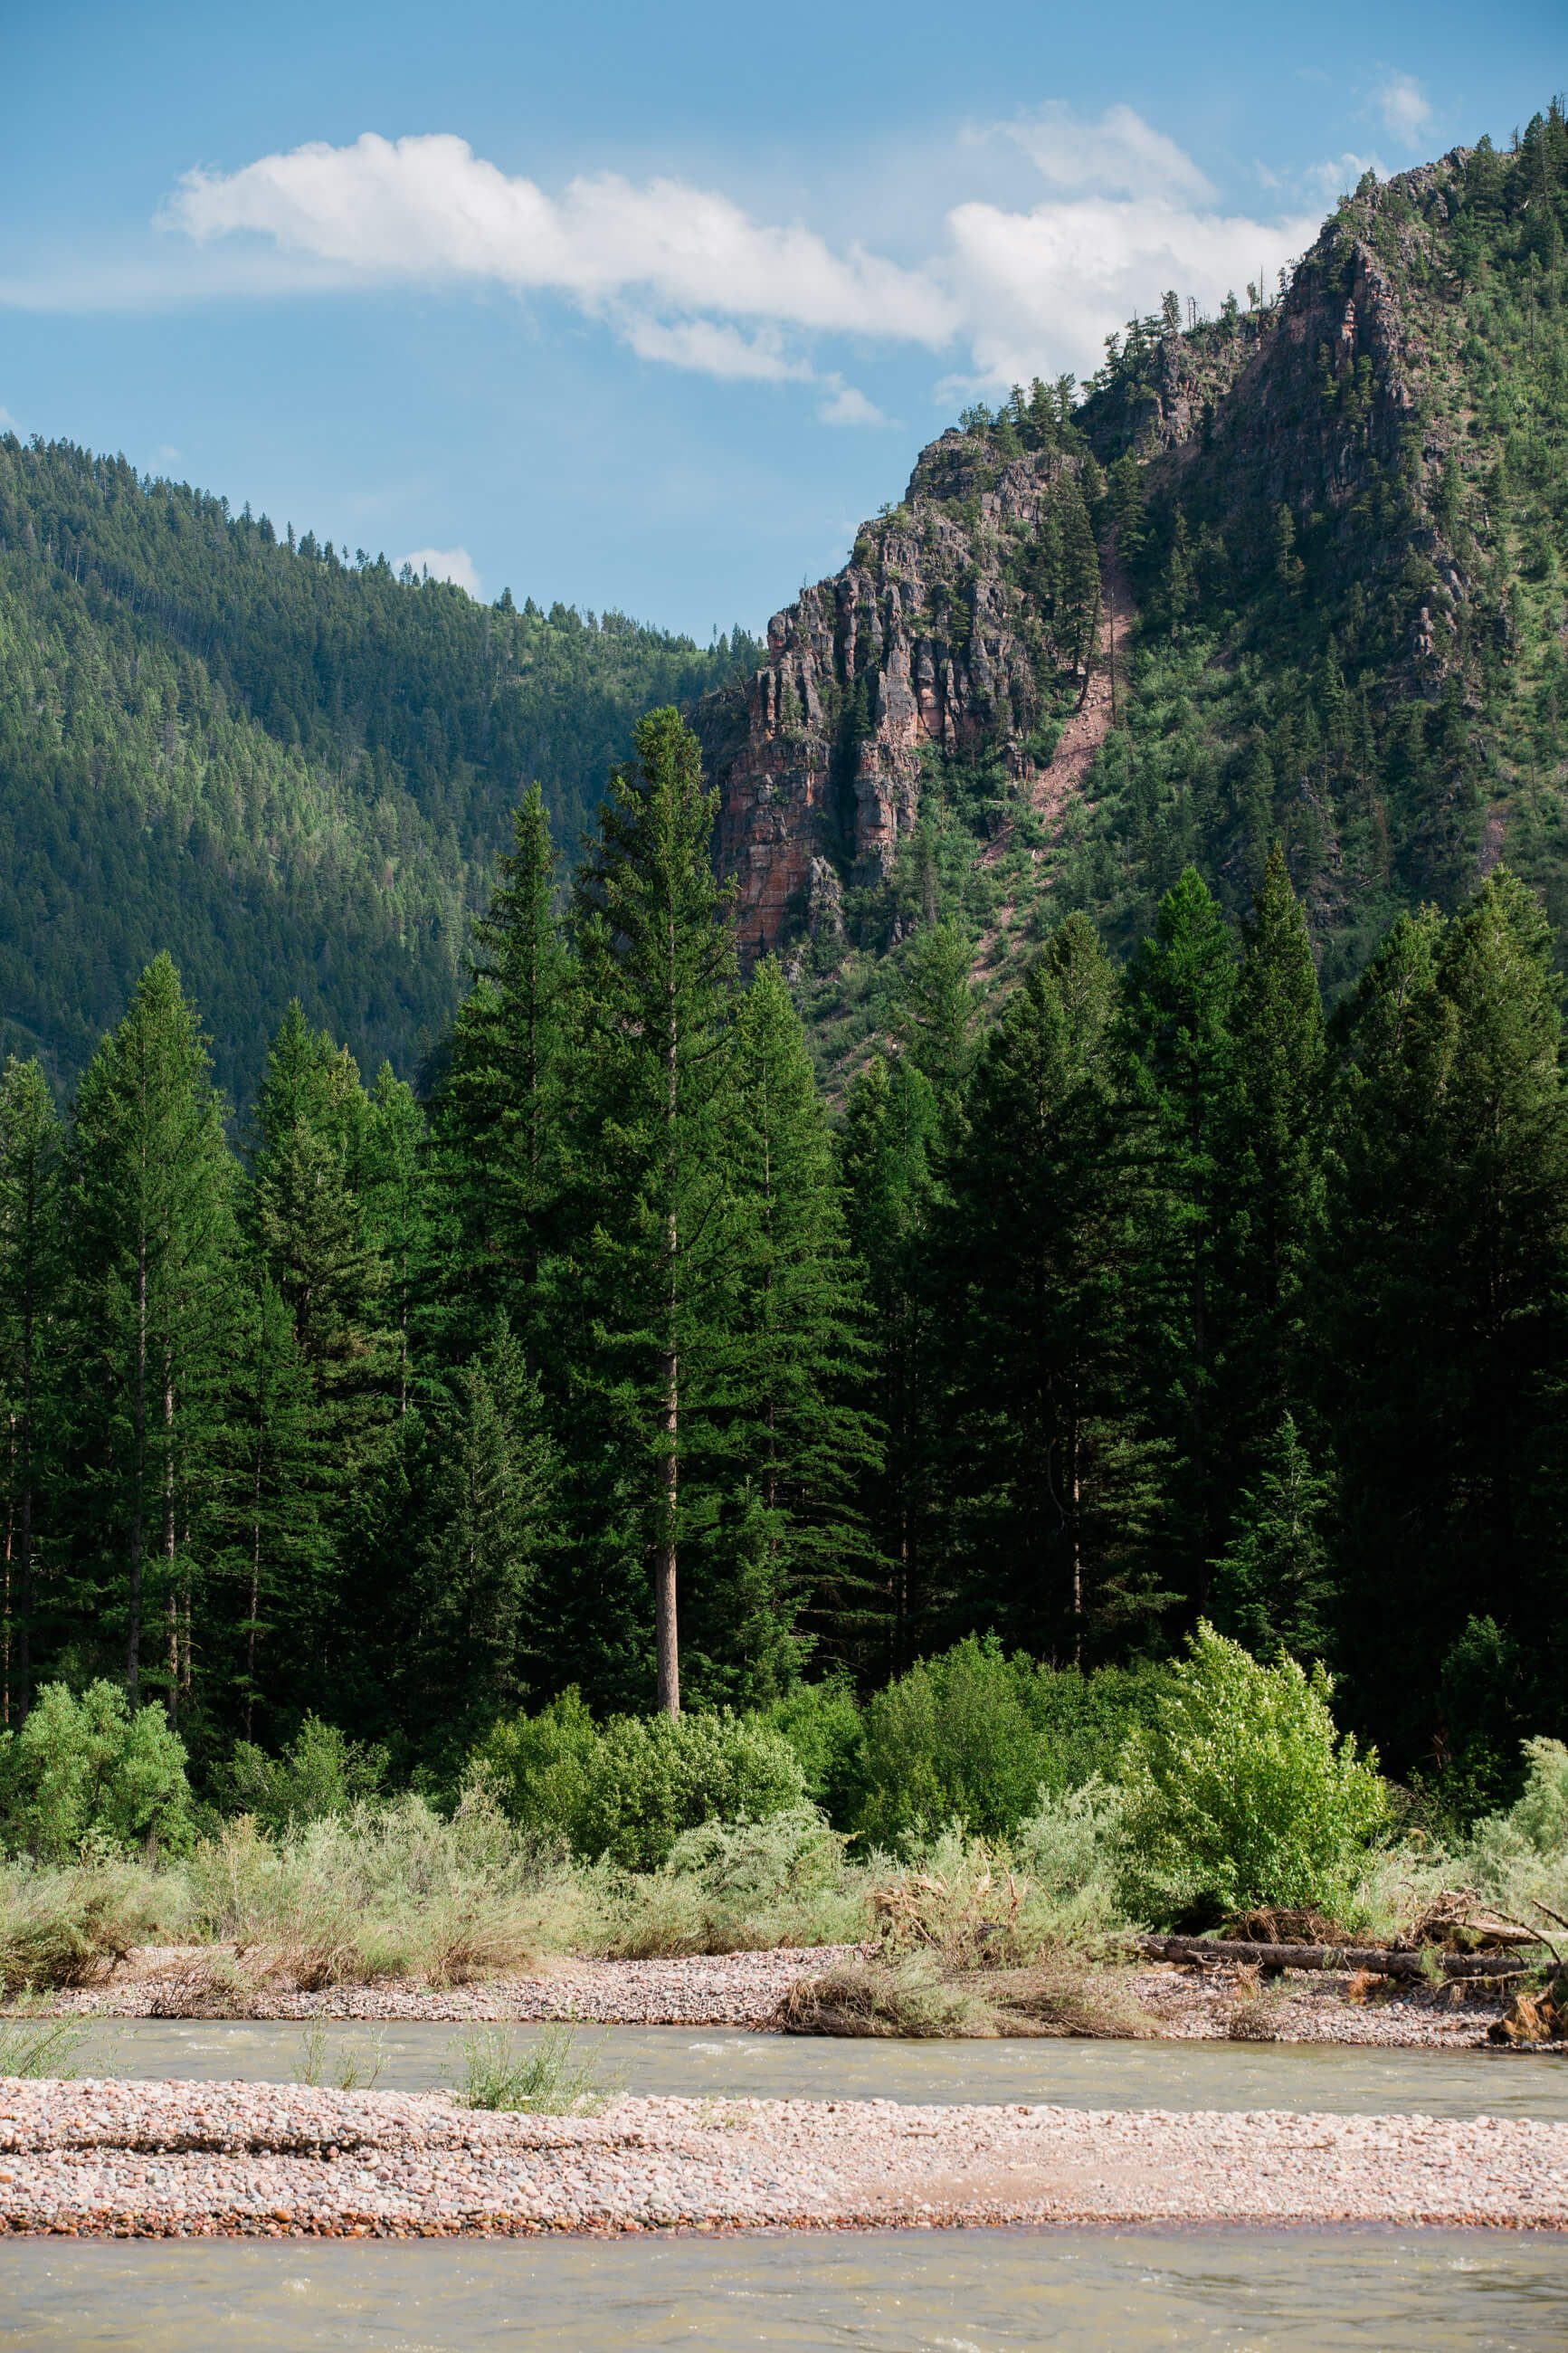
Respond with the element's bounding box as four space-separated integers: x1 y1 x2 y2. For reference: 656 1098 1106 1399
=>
1377 73 1433 148
163 133 955 344
618 315 815 381
395 546 481 595
5 111 1335 414
944 192 1321 387
818 382 888 426
993 101 1217 205
1303 151 1387 203
0 405 16 432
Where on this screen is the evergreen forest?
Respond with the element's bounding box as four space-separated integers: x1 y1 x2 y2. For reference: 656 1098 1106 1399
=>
3 105 1568 1849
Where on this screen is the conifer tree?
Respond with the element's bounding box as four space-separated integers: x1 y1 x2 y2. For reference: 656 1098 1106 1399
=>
1322 871 1568 1758
933 917 1167 1659
558 708 740 1715
441 784 569 1348
0 1058 62 1720
1120 870 1238 1602
1222 846 1326 1447
68 956 235 1709
222 1274 328 1738
838 1049 940 1667
709 961 879 1691
1209 1410 1333 1662
416 1318 554 1739
249 1009 389 1470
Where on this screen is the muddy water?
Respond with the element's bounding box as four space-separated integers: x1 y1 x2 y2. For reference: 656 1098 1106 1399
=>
3 2230 1566 2349
67 2019 1568 2118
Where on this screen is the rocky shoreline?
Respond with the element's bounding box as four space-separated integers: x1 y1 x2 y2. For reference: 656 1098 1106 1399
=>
38 1946 1537 2049
0 2077 1563 2238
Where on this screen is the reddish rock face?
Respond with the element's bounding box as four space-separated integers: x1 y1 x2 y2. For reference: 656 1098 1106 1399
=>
696 433 1084 966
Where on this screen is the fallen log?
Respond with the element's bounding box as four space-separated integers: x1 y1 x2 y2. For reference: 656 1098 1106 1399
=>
1138 1934 1538 1981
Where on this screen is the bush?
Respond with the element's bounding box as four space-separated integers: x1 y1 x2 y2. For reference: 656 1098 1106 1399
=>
757 1676 866 1822
852 1636 1168 1845
0 1858 170 1994
597 1806 865 1958
0 1682 193 1862
477 1700 807 1869
1459 1738 1568 1926
1116 1624 1387 1924
184 1784 585 1988
217 1715 387 1831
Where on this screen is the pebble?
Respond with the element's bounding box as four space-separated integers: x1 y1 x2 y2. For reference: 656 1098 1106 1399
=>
0 2077 1561 2237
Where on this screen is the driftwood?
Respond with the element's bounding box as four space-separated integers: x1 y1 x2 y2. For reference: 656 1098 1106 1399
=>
1139 1934 1537 1981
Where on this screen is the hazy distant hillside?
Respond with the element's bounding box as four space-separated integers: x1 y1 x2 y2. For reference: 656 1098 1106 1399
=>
0 436 757 1102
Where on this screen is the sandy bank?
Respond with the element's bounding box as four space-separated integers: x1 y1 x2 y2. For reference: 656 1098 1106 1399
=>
0 2077 1563 2237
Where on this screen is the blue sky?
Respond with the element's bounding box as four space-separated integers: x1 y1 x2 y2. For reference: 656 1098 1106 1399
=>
2 1 1561 637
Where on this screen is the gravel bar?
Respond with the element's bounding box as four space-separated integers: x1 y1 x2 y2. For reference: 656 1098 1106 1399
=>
0 2077 1563 2237
54 1948 862 2027
45 1948 1530 2046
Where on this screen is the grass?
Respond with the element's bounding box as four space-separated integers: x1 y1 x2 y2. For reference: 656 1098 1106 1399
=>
0 2002 93 2078
0 1861 167 1996
291 2018 388 2091
452 2023 619 2113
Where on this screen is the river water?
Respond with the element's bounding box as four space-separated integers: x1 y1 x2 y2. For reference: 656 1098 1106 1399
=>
4 2228 1567 2349
64 2018 1568 2119
11 2025 1567 2347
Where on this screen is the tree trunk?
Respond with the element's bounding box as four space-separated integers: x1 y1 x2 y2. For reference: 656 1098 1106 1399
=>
656 1282 679 1718
128 1235 147 1708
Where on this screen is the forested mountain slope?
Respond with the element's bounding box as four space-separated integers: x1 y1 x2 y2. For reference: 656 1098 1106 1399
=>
698 107 1568 1078
0 436 756 1101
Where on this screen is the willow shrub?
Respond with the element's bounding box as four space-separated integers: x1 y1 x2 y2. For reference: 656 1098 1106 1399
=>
478 1697 807 1870
1116 1624 1387 1925
0 1681 194 1862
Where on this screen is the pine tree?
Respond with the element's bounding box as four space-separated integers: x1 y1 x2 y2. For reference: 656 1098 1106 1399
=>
222 1273 328 1739
838 1048 940 1667
1321 871 1568 1759
359 1064 434 1419
1120 870 1238 1605
558 708 740 1714
708 961 879 1694
1222 846 1326 1448
249 1009 390 1471
416 1318 554 1741
893 922 980 1107
440 784 569 1348
933 917 1169 1660
68 956 235 1710
1209 1411 1334 1662
0 1058 62 1721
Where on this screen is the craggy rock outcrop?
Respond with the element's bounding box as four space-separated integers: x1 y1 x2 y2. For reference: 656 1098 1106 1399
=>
696 438 1089 964
1087 149 1484 694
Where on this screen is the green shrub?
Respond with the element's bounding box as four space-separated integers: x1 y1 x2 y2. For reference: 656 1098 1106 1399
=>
1116 1624 1387 1923
1459 1738 1568 1925
852 1636 1168 1845
218 1714 387 1831
0 1682 193 1862
476 1700 807 1869
757 1675 866 1821
477 1689 601 1847
0 1858 171 1993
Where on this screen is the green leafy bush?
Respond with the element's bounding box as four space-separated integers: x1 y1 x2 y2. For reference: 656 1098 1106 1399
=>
476 1700 807 1869
0 1682 193 1862
0 1859 171 1993
1116 1624 1387 1923
852 1635 1167 1845
218 1714 388 1831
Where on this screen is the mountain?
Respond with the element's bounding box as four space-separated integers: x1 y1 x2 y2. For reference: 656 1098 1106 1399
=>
698 108 1568 1077
0 435 758 1102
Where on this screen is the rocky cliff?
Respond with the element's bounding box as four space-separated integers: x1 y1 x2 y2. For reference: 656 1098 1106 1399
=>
695 434 1098 966
702 124 1567 989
